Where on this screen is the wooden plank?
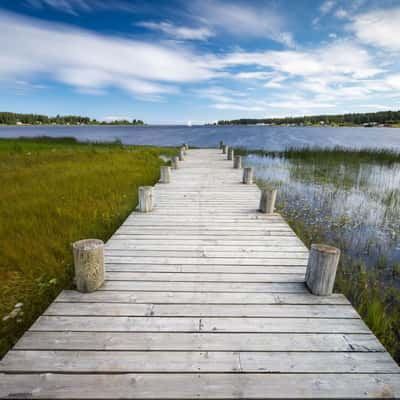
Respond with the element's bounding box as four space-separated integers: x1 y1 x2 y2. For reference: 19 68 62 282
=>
103 250 309 259
44 303 358 318
105 257 308 266
30 316 370 333
56 290 351 305
15 331 385 352
2 351 397 373
99 281 308 293
105 264 307 274
2 373 400 399
105 272 305 283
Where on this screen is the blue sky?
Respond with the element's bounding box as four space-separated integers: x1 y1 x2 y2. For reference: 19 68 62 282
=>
0 0 400 124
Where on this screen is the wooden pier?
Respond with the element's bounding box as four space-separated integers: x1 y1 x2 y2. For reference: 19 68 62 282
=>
1 148 400 398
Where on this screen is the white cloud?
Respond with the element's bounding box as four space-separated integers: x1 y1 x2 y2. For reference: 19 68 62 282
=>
320 0 336 15
190 0 294 47
0 11 217 97
137 21 214 41
221 42 381 80
264 75 287 89
335 8 349 19
349 7 400 52
235 71 273 80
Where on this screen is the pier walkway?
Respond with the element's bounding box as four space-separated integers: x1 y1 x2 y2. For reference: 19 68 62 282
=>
1 149 400 398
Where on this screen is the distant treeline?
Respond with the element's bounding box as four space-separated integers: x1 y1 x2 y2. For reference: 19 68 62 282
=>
0 112 144 125
218 110 400 126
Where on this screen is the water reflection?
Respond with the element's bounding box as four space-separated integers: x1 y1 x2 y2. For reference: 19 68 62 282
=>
244 154 400 273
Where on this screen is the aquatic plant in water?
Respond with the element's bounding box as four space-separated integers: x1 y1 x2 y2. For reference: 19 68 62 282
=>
244 151 400 361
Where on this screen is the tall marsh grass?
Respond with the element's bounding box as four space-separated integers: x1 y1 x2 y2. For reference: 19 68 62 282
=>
0 137 177 358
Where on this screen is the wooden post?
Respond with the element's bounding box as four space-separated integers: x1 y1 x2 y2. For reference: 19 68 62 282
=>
138 186 153 212
179 147 185 161
183 144 189 151
171 156 179 169
306 244 341 296
219 140 224 149
243 167 253 184
259 188 277 213
72 239 104 293
160 166 171 183
222 145 228 154
233 155 242 169
228 147 234 161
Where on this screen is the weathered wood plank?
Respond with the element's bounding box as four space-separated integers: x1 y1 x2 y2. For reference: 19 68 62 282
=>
2 373 400 399
99 281 308 293
2 350 397 373
30 316 370 333
56 290 351 304
105 264 307 274
15 331 385 352
105 257 308 266
44 303 358 318
103 250 309 259
105 272 305 283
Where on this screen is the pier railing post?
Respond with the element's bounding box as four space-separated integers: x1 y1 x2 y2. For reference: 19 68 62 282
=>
228 147 234 160
243 167 253 184
219 140 224 149
233 155 242 169
222 144 228 154
138 186 153 212
72 239 105 293
306 244 340 296
179 147 185 161
259 188 277 213
160 166 171 183
171 156 179 169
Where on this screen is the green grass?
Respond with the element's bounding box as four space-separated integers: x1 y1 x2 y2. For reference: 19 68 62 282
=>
0 137 178 358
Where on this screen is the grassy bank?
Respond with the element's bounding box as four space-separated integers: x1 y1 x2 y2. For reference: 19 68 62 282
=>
0 137 177 358
241 146 400 362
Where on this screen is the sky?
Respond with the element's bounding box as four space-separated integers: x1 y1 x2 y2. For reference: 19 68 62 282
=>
0 0 400 124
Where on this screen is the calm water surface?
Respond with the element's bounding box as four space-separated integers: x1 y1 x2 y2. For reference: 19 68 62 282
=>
1 124 400 150
244 154 400 277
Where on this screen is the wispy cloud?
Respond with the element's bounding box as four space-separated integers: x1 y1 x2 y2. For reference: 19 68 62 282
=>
0 11 217 98
349 7 400 52
320 0 336 15
189 0 295 47
137 21 214 41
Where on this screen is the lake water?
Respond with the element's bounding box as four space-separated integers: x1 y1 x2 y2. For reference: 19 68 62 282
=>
1 125 400 150
244 154 400 281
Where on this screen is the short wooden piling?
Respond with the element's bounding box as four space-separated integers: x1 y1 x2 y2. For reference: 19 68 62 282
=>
171 156 179 169
138 186 153 212
306 244 341 296
179 147 185 161
228 147 234 161
72 239 104 293
233 155 242 169
160 166 171 183
183 144 189 151
219 140 224 149
243 167 253 184
259 188 277 213
222 145 228 154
